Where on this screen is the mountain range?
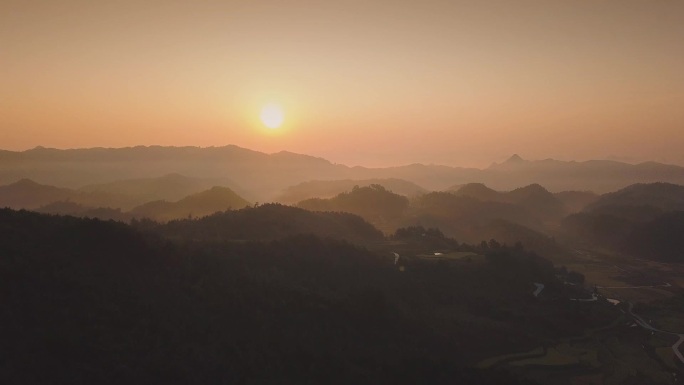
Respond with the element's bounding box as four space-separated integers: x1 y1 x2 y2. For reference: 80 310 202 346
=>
3 146 684 200
129 186 250 222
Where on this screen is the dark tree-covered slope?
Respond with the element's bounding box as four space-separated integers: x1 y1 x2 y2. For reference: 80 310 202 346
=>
2 209 610 384
297 184 409 233
586 182 684 212
276 178 427 204
150 203 385 244
129 186 250 222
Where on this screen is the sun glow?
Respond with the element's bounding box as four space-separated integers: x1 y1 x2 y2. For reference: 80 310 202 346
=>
260 103 284 129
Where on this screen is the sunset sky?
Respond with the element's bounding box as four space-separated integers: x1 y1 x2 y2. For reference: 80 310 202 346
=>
2 0 683 167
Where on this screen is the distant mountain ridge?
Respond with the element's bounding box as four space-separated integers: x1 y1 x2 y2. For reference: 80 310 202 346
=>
0 179 73 209
560 182 684 262
450 183 501 201
276 178 427 204
0 178 138 210
297 185 410 234
155 203 384 244
585 182 684 212
32 185 252 223
450 183 567 219
79 173 248 203
3 146 684 198
485 155 684 192
129 186 250 222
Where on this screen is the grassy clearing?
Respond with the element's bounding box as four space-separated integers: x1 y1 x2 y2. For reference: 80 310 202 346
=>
599 335 675 385
508 347 580 366
601 287 675 304
655 347 677 370
506 332 675 384
475 347 544 368
654 315 684 333
564 248 684 293
504 247 682 383
508 342 601 368
573 265 628 287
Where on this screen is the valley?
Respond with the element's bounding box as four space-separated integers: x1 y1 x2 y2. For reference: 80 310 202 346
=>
2 148 684 384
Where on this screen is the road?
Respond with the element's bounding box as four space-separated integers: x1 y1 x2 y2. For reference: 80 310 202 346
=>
532 283 544 297
627 302 684 365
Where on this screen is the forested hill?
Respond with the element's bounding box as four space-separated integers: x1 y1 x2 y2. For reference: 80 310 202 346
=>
147 203 385 244
276 178 427 204
129 186 251 222
559 182 684 262
0 178 138 210
2 208 610 384
297 184 409 234
585 182 684 211
449 183 566 220
79 173 247 203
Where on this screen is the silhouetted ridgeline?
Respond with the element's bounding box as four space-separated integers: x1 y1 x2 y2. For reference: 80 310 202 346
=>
626 211 684 262
293 184 567 247
560 182 684 262
16 184 252 223
297 184 409 234
3 146 684 200
276 178 427 204
80 173 249 203
11 176 681 264
3 208 613 384
36 201 131 222
0 178 139 210
407 192 542 232
129 186 250 222
450 183 567 221
148 203 385 244
584 182 684 212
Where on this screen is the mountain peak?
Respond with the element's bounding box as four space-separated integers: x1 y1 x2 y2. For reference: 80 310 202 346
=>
487 154 527 170
12 178 40 187
452 183 502 201
505 154 525 163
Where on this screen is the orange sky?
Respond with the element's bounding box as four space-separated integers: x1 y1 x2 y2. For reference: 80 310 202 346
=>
2 0 684 167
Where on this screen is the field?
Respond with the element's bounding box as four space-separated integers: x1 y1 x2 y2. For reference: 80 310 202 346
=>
502 329 677 384
559 249 683 304
480 246 684 383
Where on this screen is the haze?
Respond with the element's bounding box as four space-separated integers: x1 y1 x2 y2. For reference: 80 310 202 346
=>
4 3 684 381
2 0 684 167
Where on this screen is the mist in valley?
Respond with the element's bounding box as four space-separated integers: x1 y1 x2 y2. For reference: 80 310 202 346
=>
3 0 684 383
3 146 684 384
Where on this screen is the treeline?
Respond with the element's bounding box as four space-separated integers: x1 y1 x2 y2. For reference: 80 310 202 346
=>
559 182 684 262
561 209 684 262
296 184 570 259
1 209 613 384
0 178 251 222
298 184 409 233
144 203 385 245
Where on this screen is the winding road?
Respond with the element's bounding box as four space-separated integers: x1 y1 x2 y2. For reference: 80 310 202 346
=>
627 302 684 365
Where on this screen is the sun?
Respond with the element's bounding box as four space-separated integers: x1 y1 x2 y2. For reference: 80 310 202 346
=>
260 103 284 129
